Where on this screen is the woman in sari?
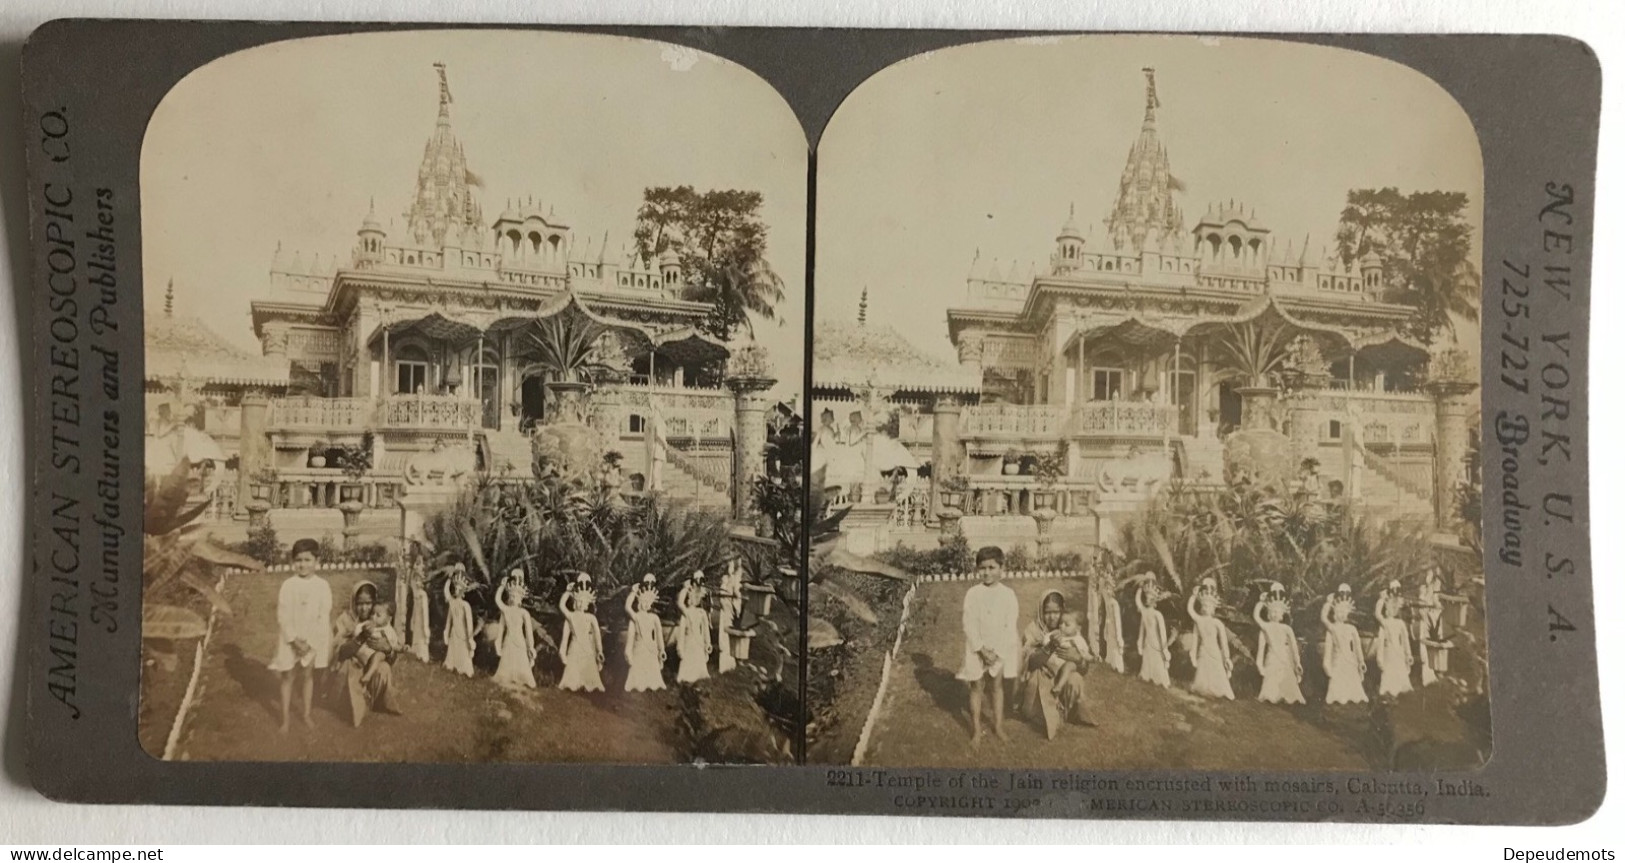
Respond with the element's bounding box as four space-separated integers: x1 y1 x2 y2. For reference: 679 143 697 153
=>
329 581 402 727
1018 590 1095 739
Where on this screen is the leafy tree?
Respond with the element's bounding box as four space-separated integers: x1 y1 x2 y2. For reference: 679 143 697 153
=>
1334 188 1480 344
634 186 785 340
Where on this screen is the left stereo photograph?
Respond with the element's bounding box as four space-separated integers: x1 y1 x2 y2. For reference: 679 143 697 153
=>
136 29 808 765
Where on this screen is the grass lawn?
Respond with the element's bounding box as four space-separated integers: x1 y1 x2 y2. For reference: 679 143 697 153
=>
860 577 1398 771
161 567 687 764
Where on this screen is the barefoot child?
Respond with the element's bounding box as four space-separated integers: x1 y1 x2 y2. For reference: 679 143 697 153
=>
959 546 1021 747
558 573 606 692
1043 611 1092 692
268 538 333 733
354 601 400 687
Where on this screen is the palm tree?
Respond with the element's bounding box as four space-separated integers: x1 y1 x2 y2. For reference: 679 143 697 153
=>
685 257 785 340
1210 321 1296 388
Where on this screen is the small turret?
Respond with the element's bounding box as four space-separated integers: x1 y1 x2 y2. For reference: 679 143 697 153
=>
658 245 682 288
1053 203 1086 273
1359 249 1384 290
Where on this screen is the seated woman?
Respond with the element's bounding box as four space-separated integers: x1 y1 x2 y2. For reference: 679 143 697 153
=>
1018 590 1095 739
329 581 402 727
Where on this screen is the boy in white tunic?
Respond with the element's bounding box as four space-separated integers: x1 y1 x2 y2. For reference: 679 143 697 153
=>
268 538 333 733
959 545 1021 747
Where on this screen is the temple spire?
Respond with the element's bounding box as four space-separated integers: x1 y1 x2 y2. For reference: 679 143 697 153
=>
406 63 481 247
1105 67 1183 254
858 286 869 326
165 278 174 317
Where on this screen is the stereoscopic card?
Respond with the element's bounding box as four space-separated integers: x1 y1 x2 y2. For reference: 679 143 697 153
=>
20 23 1602 823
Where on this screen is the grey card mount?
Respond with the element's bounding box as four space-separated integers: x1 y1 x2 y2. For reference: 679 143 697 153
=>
20 22 1602 823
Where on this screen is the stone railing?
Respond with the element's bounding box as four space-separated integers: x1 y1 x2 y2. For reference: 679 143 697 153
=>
1286 388 1433 447
267 396 374 430
960 401 1178 441
961 404 1069 438
1067 401 1178 437
598 384 734 441
961 475 1095 517
379 394 481 430
266 395 480 432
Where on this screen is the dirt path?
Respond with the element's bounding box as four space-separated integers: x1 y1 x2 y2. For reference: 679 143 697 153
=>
860 577 1373 771
170 569 685 764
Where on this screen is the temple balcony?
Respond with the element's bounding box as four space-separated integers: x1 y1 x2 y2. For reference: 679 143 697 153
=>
266 394 482 434
961 401 1180 442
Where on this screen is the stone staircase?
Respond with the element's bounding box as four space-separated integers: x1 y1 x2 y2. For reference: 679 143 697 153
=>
658 441 733 510
1358 456 1436 525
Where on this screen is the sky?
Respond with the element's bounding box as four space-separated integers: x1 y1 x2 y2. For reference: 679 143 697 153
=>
141 30 808 396
815 35 1486 363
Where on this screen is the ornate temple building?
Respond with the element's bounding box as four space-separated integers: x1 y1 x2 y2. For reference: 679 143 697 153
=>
821 69 1477 553
149 65 775 526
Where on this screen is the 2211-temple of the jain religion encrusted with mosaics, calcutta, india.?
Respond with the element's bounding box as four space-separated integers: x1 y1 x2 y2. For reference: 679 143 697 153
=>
145 64 784 545
812 68 1478 560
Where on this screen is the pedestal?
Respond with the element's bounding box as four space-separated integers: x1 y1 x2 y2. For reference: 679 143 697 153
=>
245 498 270 531
338 500 364 550
1033 506 1057 558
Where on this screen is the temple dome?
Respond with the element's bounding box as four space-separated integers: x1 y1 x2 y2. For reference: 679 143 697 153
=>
812 317 981 395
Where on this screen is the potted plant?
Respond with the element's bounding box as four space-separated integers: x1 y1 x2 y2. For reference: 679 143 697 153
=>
306 442 327 469
938 471 970 509
1033 443 1068 509
334 431 374 503
1002 449 1021 475
248 465 280 503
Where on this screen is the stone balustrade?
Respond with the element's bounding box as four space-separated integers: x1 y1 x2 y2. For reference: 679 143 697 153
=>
265 394 481 433
960 404 1070 437
266 396 375 430
379 394 481 430
1067 401 1178 437
596 383 735 441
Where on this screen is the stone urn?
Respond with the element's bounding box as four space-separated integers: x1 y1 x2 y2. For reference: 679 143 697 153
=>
1223 384 1294 491
532 421 606 484
545 380 591 425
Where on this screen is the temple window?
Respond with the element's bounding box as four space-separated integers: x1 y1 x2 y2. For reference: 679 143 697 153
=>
1327 419 1342 440
628 413 645 434
1092 368 1125 401
395 344 429 394
528 231 543 256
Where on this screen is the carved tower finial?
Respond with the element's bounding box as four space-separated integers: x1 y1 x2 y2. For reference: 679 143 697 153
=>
858 286 869 326
1142 66 1159 127
165 278 174 317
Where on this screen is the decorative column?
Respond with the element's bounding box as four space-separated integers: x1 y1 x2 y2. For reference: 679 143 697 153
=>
237 394 271 516
725 343 776 524
1428 355 1479 528
929 396 963 518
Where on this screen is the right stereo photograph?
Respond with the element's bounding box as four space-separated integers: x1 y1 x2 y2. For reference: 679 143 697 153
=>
806 35 1488 773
